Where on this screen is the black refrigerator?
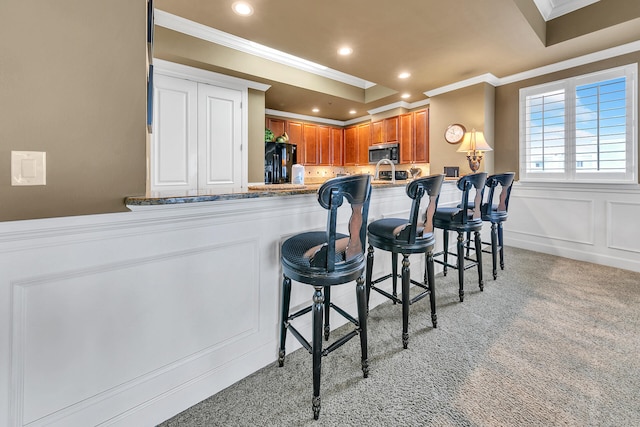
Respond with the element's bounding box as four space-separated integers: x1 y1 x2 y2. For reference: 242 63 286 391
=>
265 142 297 184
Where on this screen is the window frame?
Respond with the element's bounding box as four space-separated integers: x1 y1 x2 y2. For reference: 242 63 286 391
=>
519 64 638 184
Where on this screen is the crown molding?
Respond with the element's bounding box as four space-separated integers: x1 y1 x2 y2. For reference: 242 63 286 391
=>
265 109 347 127
424 74 501 98
153 59 271 92
498 39 640 85
425 39 640 97
533 0 600 21
154 9 376 90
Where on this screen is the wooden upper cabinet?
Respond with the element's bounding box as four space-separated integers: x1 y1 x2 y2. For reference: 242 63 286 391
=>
398 109 429 164
371 117 399 144
399 112 413 164
357 123 371 165
384 116 399 143
287 121 303 163
302 123 319 165
344 126 358 165
266 118 286 140
414 109 429 163
371 121 383 144
331 127 343 166
317 125 331 166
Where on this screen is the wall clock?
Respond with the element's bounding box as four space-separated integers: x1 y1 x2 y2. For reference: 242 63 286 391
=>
444 123 466 144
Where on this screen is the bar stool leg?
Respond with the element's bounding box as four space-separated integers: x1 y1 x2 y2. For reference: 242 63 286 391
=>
465 231 471 257
401 254 411 349
355 276 369 378
498 223 505 270
490 223 498 279
457 231 465 302
312 286 324 420
474 230 484 291
278 275 291 367
443 230 449 276
426 250 437 328
323 286 331 340
365 245 374 309
391 252 399 301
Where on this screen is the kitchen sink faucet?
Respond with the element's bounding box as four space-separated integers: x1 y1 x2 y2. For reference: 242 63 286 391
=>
374 158 396 183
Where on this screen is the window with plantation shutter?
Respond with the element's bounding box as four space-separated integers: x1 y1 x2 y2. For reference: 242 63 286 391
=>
519 64 637 183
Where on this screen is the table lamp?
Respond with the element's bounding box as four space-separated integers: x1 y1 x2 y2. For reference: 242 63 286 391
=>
457 129 492 172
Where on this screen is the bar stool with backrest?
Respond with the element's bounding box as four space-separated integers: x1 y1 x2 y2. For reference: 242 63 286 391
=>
278 174 372 420
465 172 516 279
433 172 487 302
365 174 444 349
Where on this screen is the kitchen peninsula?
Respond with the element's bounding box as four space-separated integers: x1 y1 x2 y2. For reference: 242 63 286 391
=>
120 176 462 425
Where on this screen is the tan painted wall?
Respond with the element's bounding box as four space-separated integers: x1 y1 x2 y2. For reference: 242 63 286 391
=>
0 0 147 221
429 83 496 177
495 52 640 181
248 89 266 183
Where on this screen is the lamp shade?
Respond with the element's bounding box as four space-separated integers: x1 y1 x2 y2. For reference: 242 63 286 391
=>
457 130 493 153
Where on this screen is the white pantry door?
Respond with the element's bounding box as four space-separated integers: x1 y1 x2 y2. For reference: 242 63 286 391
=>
152 74 243 192
152 74 198 191
197 83 242 191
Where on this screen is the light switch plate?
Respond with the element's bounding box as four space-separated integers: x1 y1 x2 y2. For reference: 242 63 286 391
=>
11 151 46 186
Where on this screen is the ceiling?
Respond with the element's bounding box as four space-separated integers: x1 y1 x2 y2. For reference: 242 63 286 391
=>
154 0 640 122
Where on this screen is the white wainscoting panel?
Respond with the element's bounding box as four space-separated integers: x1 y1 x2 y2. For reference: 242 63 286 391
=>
509 195 594 244
607 201 640 253
13 241 258 425
506 182 640 273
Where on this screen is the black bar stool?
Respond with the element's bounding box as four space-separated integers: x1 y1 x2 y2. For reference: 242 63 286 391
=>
278 174 372 420
465 172 516 279
365 174 444 349
433 172 487 302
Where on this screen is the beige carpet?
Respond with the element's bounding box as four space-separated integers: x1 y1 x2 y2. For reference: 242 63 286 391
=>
159 247 640 426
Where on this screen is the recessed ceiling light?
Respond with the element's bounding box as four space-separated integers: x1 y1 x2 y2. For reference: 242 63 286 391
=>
401 93 411 99
232 2 254 16
338 47 353 56
349 110 357 114
398 72 411 79
312 108 319 113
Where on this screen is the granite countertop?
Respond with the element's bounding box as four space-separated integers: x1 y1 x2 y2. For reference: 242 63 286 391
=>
125 179 411 206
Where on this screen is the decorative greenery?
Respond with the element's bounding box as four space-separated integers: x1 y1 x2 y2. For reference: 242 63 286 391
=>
265 128 274 142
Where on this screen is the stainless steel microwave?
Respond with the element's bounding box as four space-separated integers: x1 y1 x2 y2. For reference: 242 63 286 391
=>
368 143 399 164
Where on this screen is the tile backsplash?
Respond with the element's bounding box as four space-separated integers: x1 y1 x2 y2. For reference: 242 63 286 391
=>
303 163 430 184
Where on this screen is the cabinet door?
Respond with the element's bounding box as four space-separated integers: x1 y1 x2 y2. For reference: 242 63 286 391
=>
317 126 331 165
266 118 285 140
331 127 344 166
152 74 198 191
371 120 383 144
399 113 413 164
414 109 429 163
303 123 318 165
385 116 399 143
344 126 358 165
287 121 303 163
357 123 371 165
197 82 243 190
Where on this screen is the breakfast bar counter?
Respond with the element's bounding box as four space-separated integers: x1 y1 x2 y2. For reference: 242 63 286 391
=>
125 180 409 206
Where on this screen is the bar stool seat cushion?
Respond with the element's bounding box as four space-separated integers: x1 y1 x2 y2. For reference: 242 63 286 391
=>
367 218 435 253
433 207 482 230
282 232 364 284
